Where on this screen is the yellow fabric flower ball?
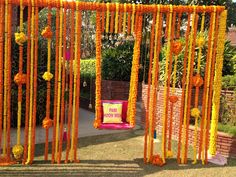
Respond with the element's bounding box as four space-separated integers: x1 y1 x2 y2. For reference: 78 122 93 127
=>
166 150 173 158
191 108 201 118
42 71 53 81
15 32 27 46
12 144 24 160
197 36 205 47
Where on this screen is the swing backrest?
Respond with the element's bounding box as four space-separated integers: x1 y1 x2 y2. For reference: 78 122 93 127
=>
101 100 128 123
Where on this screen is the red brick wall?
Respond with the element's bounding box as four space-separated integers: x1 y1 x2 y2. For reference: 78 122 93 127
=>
141 84 236 158
101 80 142 101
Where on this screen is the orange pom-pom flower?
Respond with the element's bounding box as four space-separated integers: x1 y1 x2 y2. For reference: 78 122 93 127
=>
41 26 53 39
172 41 182 55
14 73 27 85
169 95 179 103
192 74 203 87
42 117 53 129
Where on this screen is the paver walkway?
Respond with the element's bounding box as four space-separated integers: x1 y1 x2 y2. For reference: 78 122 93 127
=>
8 108 140 146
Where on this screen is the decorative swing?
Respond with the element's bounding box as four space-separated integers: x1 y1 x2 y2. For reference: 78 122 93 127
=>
93 3 143 130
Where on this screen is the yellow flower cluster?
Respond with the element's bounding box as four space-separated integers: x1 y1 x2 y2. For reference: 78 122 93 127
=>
12 144 24 160
191 108 200 118
197 36 205 48
42 71 53 81
15 32 27 46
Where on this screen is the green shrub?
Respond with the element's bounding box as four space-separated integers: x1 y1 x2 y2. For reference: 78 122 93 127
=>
222 75 236 91
80 59 95 99
218 123 236 136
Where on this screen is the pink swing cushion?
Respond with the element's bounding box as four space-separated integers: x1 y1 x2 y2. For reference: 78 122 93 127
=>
99 100 134 130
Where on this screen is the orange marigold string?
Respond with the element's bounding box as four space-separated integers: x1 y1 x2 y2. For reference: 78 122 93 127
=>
23 4 31 165
144 11 156 163
150 9 163 162
205 11 219 164
110 11 114 33
176 13 182 38
177 13 191 164
6 2 13 161
184 13 199 164
101 10 105 33
43 6 53 161
198 11 214 162
0 4 4 153
118 9 122 33
52 8 60 164
30 3 39 164
65 7 75 163
58 7 67 164
94 10 102 129
127 10 131 34
74 10 82 162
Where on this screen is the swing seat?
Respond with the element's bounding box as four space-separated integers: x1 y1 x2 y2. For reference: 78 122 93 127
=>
98 100 134 130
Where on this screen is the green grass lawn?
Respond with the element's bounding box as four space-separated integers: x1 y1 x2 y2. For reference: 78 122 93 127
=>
0 129 235 177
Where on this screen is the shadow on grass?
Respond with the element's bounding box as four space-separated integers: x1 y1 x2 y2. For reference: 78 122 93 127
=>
0 129 235 177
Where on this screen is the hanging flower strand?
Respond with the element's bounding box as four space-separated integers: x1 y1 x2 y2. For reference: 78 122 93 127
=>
105 2 110 33
114 3 119 33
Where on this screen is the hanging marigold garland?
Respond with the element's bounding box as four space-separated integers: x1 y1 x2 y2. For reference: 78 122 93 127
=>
12 0 25 161
114 3 119 33
205 11 219 164
55 0 63 163
191 8 205 164
105 2 109 33
3 0 9 159
122 3 127 34
161 5 173 163
199 7 216 164
131 3 135 34
126 13 143 127
51 7 60 164
148 5 161 162
30 3 39 163
181 6 197 164
0 2 4 156
94 9 102 129
23 3 32 165
177 12 191 164
58 6 67 164
26 0 35 164
42 7 53 161
144 10 156 163
209 10 227 156
6 0 12 161
74 9 82 162
184 11 199 164
66 6 75 164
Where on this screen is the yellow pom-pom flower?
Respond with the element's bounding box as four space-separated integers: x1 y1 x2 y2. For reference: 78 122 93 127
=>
166 150 173 158
15 32 27 46
12 144 24 160
42 71 53 81
197 36 205 47
191 108 201 118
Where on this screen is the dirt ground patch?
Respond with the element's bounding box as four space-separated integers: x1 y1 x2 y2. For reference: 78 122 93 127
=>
0 129 235 177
